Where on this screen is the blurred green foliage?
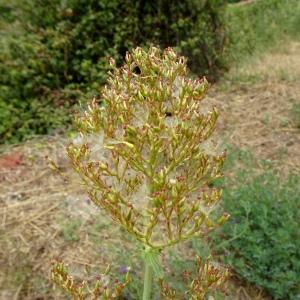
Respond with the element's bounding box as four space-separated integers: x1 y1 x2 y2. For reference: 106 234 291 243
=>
225 0 300 65
291 103 300 129
210 148 300 300
1 0 300 144
60 219 82 242
0 0 226 144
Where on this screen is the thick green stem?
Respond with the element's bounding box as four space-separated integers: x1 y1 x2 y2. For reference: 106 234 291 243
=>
142 261 153 300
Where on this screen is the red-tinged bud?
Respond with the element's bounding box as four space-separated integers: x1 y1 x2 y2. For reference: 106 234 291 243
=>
109 57 115 67
217 212 230 225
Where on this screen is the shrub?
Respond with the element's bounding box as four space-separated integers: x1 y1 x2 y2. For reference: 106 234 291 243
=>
0 0 226 144
211 150 300 299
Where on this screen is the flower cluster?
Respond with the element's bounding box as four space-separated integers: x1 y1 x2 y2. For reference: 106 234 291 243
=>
159 256 228 300
51 46 229 299
51 261 130 300
67 46 228 250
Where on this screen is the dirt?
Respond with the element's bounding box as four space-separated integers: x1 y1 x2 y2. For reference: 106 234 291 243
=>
0 41 299 300
211 82 299 172
210 41 300 174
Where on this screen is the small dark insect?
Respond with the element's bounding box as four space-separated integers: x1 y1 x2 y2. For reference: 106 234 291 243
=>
133 66 141 74
208 182 215 188
165 111 173 117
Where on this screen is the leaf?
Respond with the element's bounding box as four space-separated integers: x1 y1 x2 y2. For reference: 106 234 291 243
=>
142 248 164 279
107 140 135 149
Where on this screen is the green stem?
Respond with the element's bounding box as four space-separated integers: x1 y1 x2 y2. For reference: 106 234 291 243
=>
142 176 155 300
142 261 153 300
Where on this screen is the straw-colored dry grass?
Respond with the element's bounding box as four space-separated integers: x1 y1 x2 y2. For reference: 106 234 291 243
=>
213 41 300 174
0 41 299 300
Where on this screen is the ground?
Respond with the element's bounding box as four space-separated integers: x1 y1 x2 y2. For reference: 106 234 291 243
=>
0 41 299 299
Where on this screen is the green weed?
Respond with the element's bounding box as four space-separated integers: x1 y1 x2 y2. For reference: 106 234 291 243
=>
60 219 82 242
209 147 300 300
291 102 300 129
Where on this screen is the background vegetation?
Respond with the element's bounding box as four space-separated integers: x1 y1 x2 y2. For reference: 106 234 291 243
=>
0 0 226 143
210 149 300 300
1 0 299 144
225 0 300 65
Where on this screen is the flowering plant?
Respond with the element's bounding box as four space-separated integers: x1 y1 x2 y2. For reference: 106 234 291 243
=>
51 46 228 299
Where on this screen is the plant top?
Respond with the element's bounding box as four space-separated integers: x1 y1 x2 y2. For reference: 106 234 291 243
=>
67 46 228 250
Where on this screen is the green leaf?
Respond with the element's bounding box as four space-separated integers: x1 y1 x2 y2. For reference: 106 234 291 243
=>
142 248 164 279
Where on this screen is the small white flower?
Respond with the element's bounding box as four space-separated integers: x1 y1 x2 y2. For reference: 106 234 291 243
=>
73 133 85 146
169 178 177 185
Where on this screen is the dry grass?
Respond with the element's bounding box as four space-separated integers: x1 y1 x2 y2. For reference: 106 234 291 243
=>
229 41 300 83
208 80 300 174
0 138 129 299
1 41 299 299
208 41 300 176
